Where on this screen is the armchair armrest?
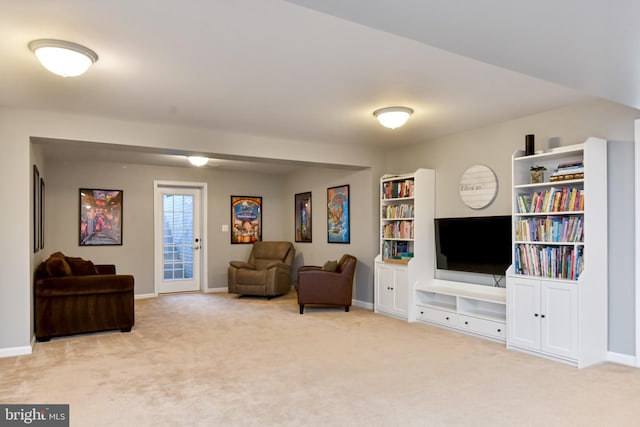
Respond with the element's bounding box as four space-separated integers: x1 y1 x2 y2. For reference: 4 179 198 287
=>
265 262 291 270
298 265 323 273
229 261 256 270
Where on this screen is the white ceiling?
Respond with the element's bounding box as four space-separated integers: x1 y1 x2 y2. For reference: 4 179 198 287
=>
2 1 638 171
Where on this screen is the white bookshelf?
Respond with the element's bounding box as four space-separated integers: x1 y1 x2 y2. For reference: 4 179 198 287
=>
375 169 434 320
506 137 608 367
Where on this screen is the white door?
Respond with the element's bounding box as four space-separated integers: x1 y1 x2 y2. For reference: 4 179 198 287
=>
540 281 578 359
507 276 540 350
375 264 395 313
154 184 204 293
393 267 408 315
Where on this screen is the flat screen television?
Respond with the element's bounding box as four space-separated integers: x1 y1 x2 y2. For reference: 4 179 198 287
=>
434 215 512 276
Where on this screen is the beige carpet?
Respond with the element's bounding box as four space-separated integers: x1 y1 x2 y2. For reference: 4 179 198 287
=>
1 291 640 426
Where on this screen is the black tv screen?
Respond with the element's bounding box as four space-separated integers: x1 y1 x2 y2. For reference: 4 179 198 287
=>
435 216 512 275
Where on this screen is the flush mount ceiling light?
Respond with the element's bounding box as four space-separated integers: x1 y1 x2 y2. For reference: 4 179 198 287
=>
187 156 209 167
29 39 98 77
373 106 414 129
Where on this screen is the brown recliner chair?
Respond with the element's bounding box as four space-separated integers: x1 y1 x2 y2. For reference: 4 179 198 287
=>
228 241 295 298
295 254 357 314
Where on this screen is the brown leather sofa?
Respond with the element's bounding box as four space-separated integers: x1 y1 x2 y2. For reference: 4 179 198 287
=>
34 252 135 341
295 254 357 314
228 241 295 298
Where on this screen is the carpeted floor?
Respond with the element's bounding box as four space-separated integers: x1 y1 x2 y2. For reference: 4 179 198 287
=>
1 291 640 426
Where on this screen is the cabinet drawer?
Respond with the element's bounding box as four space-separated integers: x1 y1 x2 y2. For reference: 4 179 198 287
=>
416 306 458 326
459 315 506 340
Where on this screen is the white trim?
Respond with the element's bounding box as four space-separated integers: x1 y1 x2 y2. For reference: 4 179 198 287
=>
0 344 32 358
135 293 157 300
636 119 640 366
353 299 373 310
205 287 228 293
607 351 637 367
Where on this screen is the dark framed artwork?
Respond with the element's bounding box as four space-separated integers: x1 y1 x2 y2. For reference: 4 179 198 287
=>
79 189 123 246
327 184 350 244
33 165 40 253
40 177 45 250
294 191 312 243
231 196 262 244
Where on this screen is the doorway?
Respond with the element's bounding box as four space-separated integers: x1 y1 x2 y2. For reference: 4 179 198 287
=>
154 181 207 294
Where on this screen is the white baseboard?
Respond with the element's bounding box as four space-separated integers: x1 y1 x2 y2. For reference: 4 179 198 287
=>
606 351 637 367
205 287 228 293
134 293 157 299
0 344 32 358
352 299 373 310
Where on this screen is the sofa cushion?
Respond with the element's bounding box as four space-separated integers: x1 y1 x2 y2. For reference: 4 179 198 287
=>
65 257 99 276
45 256 73 277
323 260 338 272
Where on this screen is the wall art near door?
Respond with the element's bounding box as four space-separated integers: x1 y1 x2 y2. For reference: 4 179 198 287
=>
231 196 262 244
295 192 312 243
40 177 45 250
33 165 40 253
327 184 350 244
79 189 123 246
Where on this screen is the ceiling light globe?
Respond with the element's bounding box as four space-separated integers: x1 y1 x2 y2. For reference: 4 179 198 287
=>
373 107 414 129
187 156 209 167
29 39 98 77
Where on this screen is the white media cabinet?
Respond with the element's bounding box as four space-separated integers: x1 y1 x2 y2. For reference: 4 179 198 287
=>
374 169 507 343
415 280 506 342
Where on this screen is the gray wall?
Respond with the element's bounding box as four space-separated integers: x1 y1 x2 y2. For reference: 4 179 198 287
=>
385 98 639 356
45 160 287 294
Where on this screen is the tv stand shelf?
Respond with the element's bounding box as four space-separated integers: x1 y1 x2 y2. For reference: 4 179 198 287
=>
415 280 506 342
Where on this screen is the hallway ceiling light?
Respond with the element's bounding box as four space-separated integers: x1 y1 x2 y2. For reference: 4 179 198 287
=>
373 106 414 129
187 156 209 167
29 39 98 77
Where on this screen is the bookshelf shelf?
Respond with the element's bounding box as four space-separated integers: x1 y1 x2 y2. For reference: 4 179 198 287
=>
507 137 608 367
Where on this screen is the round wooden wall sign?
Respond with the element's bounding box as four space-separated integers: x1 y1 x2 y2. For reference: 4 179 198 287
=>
459 164 498 209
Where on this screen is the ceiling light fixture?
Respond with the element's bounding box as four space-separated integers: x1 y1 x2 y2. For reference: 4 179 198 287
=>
187 156 209 167
373 106 414 129
29 39 98 77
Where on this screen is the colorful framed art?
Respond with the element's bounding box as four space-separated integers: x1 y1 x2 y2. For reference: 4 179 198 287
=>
327 184 350 244
295 191 312 242
231 196 262 244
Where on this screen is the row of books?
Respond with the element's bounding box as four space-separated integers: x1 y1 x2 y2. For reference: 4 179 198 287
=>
514 244 583 280
382 179 415 199
517 187 584 213
382 240 411 260
382 221 414 239
514 216 584 243
382 204 414 219
550 160 584 182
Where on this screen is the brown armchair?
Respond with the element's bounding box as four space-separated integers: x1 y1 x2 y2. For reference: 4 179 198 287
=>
295 254 357 314
228 241 295 298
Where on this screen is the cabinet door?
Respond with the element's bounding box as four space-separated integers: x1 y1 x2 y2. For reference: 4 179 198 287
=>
375 264 395 313
507 276 540 350
393 267 408 315
540 281 578 359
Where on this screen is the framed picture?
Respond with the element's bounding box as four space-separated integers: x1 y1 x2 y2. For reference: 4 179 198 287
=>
33 165 40 253
40 177 45 250
79 189 123 246
294 192 312 242
327 184 350 244
231 196 262 244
